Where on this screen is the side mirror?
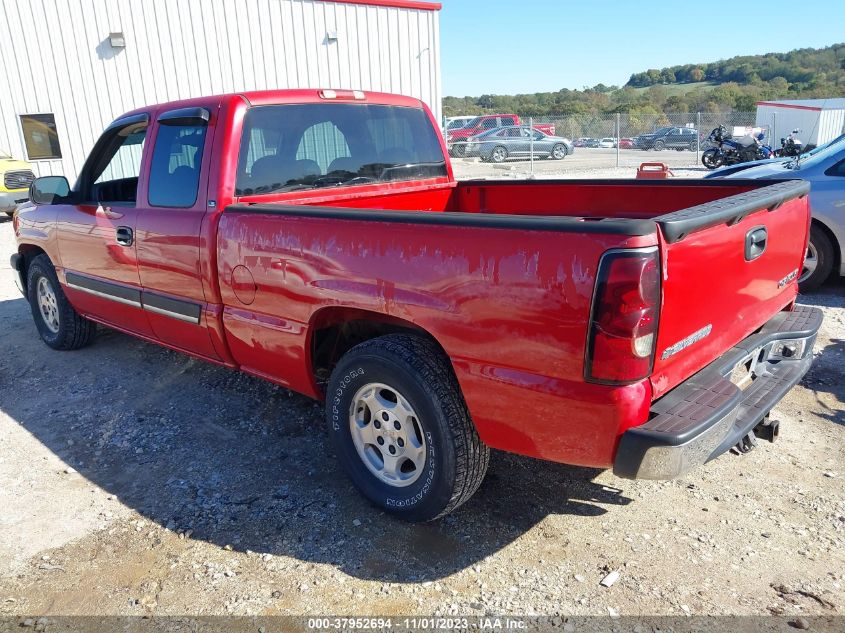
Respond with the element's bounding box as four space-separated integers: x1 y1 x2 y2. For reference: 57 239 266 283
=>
30 176 71 205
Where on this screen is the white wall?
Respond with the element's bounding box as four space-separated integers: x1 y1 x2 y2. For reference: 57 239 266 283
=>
756 104 845 147
0 0 441 180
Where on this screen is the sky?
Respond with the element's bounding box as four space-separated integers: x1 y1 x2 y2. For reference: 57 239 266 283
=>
439 0 845 96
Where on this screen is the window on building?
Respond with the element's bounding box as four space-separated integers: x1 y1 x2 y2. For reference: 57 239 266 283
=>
19 113 62 160
236 103 446 196
148 123 207 208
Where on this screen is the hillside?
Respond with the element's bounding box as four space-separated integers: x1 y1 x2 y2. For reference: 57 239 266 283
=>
626 44 845 89
443 44 845 119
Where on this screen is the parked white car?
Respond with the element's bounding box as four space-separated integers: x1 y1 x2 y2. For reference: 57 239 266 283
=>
599 137 616 148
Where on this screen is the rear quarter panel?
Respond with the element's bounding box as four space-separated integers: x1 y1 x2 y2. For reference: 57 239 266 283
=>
217 210 657 466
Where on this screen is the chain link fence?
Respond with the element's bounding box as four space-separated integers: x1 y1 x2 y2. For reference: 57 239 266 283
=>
444 111 768 177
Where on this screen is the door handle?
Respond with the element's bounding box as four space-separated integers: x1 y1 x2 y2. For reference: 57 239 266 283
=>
745 226 767 261
115 226 134 247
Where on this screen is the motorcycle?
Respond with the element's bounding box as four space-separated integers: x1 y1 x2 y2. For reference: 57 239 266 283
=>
701 125 772 170
775 129 804 157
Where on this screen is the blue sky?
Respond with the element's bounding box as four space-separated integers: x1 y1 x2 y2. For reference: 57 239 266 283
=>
440 0 845 96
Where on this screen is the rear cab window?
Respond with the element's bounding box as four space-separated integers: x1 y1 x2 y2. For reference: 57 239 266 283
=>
235 103 446 197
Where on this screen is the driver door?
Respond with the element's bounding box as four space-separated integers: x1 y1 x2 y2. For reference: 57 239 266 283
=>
57 114 153 336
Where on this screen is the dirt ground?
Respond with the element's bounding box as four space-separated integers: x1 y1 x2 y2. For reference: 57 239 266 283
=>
0 210 843 620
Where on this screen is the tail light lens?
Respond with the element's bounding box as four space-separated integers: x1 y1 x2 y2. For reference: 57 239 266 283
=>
585 248 660 384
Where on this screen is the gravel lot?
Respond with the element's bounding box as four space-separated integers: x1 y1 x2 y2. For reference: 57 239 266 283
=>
0 208 843 620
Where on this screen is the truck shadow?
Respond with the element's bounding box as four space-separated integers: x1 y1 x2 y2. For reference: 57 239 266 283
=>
803 337 845 426
799 283 845 426
0 296 630 583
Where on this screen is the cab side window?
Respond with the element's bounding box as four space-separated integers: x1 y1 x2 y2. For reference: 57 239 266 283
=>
148 121 207 208
81 121 147 205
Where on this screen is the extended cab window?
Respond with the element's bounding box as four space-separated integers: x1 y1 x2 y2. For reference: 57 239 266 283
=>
148 121 207 208
80 119 147 205
236 103 446 196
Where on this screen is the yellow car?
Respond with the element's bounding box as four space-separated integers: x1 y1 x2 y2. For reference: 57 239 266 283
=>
0 152 35 217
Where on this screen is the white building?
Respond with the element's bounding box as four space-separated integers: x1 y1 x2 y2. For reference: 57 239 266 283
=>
756 98 845 149
0 0 442 179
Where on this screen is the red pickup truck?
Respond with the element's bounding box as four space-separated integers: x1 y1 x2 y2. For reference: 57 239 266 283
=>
447 113 555 156
11 89 821 521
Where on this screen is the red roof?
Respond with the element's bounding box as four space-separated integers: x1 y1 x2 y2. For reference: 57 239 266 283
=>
756 101 822 112
322 0 442 10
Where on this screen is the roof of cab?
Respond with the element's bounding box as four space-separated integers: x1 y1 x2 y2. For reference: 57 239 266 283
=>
113 89 427 124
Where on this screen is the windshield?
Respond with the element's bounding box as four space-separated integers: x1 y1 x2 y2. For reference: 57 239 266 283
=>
463 117 482 129
446 119 468 130
236 103 447 196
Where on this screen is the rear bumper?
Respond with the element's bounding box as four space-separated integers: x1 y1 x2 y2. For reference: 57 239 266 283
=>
614 305 823 479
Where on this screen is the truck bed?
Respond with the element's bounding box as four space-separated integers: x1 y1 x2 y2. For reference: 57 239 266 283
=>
220 178 810 467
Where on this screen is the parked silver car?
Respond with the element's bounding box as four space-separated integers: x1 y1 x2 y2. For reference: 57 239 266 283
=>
712 134 845 291
465 126 574 163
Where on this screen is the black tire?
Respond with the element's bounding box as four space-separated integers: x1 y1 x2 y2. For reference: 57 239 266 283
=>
653 139 665 151
326 334 489 521
688 141 697 152
551 144 567 160
799 225 835 293
449 143 466 158
702 148 723 169
26 254 96 350
490 146 508 163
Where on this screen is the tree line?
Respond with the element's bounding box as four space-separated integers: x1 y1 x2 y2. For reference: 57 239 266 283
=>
443 44 845 119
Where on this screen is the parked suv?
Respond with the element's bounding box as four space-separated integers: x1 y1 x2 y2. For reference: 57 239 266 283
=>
635 127 699 151
0 152 35 216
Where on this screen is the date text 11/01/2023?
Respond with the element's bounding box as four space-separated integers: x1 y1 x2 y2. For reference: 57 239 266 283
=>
307 617 527 630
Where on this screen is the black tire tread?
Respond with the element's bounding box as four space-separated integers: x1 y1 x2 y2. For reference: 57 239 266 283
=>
27 254 96 350
347 334 489 519
799 225 835 293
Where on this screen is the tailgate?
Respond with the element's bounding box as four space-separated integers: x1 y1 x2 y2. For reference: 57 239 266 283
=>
650 180 811 398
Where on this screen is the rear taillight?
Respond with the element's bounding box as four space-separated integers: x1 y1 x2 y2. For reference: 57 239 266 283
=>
585 248 660 384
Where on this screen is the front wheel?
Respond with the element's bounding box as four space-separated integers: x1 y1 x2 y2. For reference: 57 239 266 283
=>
799 225 835 293
326 334 489 521
551 144 567 160
702 148 723 169
653 140 665 151
26 254 96 350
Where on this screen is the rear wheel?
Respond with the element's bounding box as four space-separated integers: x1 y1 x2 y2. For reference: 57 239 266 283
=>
490 146 508 163
449 143 466 158
26 254 96 350
688 141 697 151
799 225 835 293
551 144 567 160
326 334 489 521
653 139 665 151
